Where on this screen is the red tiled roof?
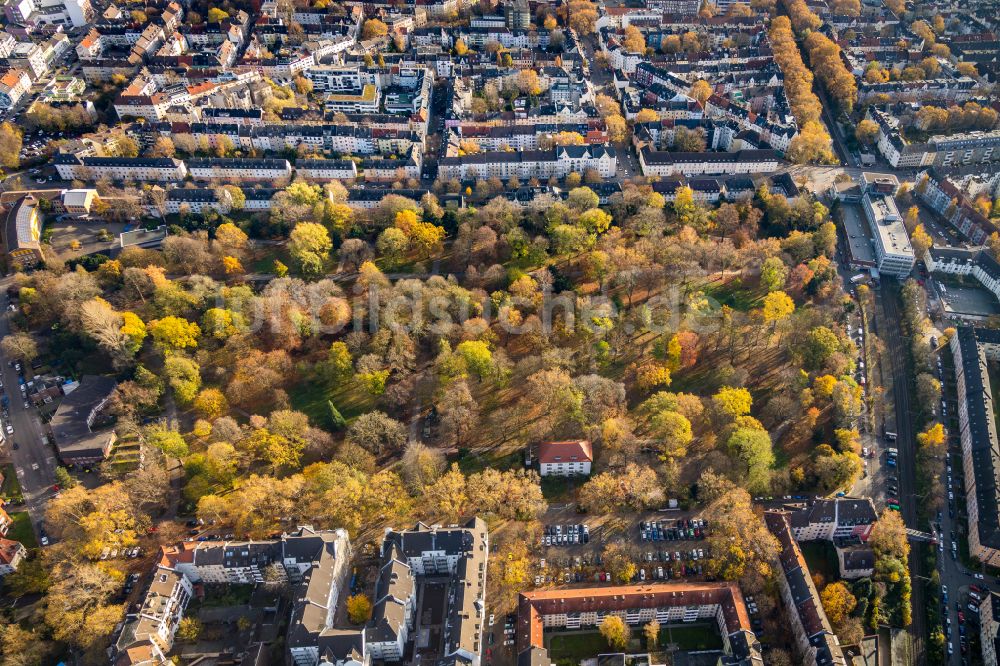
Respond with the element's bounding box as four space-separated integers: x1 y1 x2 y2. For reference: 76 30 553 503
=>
0 538 22 565
538 440 593 465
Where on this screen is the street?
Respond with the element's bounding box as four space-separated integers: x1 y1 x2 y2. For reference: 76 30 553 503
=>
0 282 58 539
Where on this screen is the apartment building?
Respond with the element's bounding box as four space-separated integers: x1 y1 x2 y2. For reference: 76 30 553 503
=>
765 512 847 666
53 154 187 182
378 518 489 666
366 558 415 661
0 538 26 576
296 159 359 181
186 158 292 182
9 41 47 79
324 84 380 114
980 592 1000 666
786 498 878 542
950 327 1000 568
50 375 117 465
925 247 1000 310
639 148 780 177
115 528 352 666
438 145 617 181
516 583 763 666
0 68 31 108
917 168 998 245
538 440 593 477
359 148 421 182
307 65 377 93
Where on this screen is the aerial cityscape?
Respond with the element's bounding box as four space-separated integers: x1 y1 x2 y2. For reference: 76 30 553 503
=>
0 0 995 663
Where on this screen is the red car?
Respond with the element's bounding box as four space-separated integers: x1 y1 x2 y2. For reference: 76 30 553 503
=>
52 484 60 491
959 612 965 623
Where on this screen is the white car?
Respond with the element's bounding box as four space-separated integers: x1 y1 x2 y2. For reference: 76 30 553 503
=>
4 425 11 434
489 614 495 627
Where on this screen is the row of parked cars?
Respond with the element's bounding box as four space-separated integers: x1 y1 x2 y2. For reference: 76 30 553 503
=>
100 546 142 559
541 523 589 546
639 518 707 541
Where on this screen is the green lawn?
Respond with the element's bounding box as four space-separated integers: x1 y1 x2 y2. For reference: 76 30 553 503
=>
657 623 723 651
1 464 22 503
288 378 376 429
547 631 611 665
703 279 762 312
7 512 37 549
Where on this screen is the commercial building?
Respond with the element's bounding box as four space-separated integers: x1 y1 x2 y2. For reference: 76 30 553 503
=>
537 440 593 477
516 583 763 666
49 375 117 464
765 512 847 666
950 327 1000 567
861 183 913 278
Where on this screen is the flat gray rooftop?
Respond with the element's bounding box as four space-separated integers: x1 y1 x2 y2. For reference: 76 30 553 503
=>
842 203 876 265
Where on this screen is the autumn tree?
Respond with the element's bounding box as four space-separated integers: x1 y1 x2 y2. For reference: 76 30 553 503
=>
362 18 389 39
0 122 22 169
703 487 779 585
622 25 646 53
0 332 38 363
689 80 713 105
347 594 373 624
600 615 629 650
855 119 879 145
289 222 332 275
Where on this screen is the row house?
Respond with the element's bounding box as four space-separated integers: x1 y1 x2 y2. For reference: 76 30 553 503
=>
639 148 780 177
438 145 617 181
858 76 978 103
53 154 187 181
186 157 292 182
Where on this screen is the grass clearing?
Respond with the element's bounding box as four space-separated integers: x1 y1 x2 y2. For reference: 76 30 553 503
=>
703 278 762 313
288 378 377 428
7 512 37 549
1 464 23 503
657 623 723 651
547 631 610 665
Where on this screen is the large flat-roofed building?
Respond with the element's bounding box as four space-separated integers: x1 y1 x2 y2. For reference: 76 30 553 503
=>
516 582 763 666
49 375 118 464
862 190 914 278
951 327 1000 567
